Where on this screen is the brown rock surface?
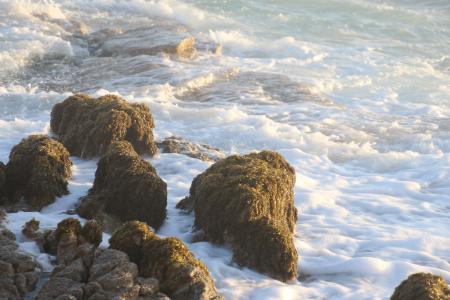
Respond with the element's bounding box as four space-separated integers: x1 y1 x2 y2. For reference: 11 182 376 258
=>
77 141 167 230
5 135 72 210
50 94 157 158
391 272 450 300
178 150 298 281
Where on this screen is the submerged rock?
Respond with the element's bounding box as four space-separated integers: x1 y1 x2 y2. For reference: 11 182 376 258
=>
5 135 72 210
178 150 298 281
51 94 157 158
0 162 6 204
77 141 167 230
157 136 225 162
109 221 223 300
391 273 450 300
37 218 169 300
0 212 41 300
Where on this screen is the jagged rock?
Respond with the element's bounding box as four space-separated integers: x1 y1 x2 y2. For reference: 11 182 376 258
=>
109 221 223 300
38 218 102 266
178 150 298 281
0 217 41 300
157 136 225 162
50 94 157 158
37 218 168 300
77 141 167 230
391 273 450 300
0 162 6 204
5 135 72 210
22 218 40 239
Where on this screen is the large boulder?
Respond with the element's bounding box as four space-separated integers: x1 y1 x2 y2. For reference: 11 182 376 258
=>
178 150 298 281
110 221 223 300
391 273 450 300
0 162 6 204
37 218 169 300
6 135 72 210
0 212 41 299
50 94 157 158
77 141 167 230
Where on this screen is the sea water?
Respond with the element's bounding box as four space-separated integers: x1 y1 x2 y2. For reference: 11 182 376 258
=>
0 0 449 299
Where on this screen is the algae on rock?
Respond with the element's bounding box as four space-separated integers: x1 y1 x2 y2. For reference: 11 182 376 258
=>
5 135 72 210
109 221 223 300
178 150 298 282
391 273 450 300
77 141 167 230
51 93 157 158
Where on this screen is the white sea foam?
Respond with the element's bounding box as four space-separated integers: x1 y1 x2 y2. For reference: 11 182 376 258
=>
0 0 449 299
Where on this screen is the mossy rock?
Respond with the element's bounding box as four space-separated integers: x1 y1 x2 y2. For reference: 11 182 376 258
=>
109 221 155 263
6 135 72 210
109 221 223 300
22 218 40 239
77 141 167 230
0 162 6 204
51 93 157 158
81 220 103 247
391 273 450 300
179 150 298 281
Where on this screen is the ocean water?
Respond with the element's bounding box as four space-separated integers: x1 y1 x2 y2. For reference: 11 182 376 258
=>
1 0 450 299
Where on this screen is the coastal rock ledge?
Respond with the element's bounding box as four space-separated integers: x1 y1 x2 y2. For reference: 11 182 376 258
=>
391 272 450 300
177 150 299 282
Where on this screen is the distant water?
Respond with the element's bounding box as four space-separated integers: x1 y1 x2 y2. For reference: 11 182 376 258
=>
0 0 449 299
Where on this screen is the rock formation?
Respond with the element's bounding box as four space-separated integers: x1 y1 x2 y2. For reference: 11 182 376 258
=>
157 136 225 162
178 150 298 281
77 141 167 230
50 94 157 158
0 162 6 204
36 218 170 300
5 135 72 210
391 272 450 300
110 221 223 300
0 211 41 299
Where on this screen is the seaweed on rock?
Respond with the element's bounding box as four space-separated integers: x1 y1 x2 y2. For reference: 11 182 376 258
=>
178 150 298 281
51 93 157 158
77 141 167 230
5 135 72 210
109 221 223 300
391 273 450 300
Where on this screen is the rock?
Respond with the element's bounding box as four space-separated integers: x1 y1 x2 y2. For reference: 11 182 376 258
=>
38 218 102 266
37 218 167 300
0 162 6 204
5 135 72 210
178 150 298 281
22 218 40 239
109 221 223 300
157 136 225 162
391 273 450 300
0 218 41 300
50 94 157 158
77 141 167 230
37 248 167 300
109 221 155 264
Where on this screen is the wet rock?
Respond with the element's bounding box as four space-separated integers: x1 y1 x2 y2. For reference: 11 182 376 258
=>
5 135 72 210
39 218 102 266
157 136 225 162
77 141 167 230
0 162 6 204
391 273 450 300
109 221 223 300
22 218 40 239
178 150 298 281
0 217 41 300
50 94 157 158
